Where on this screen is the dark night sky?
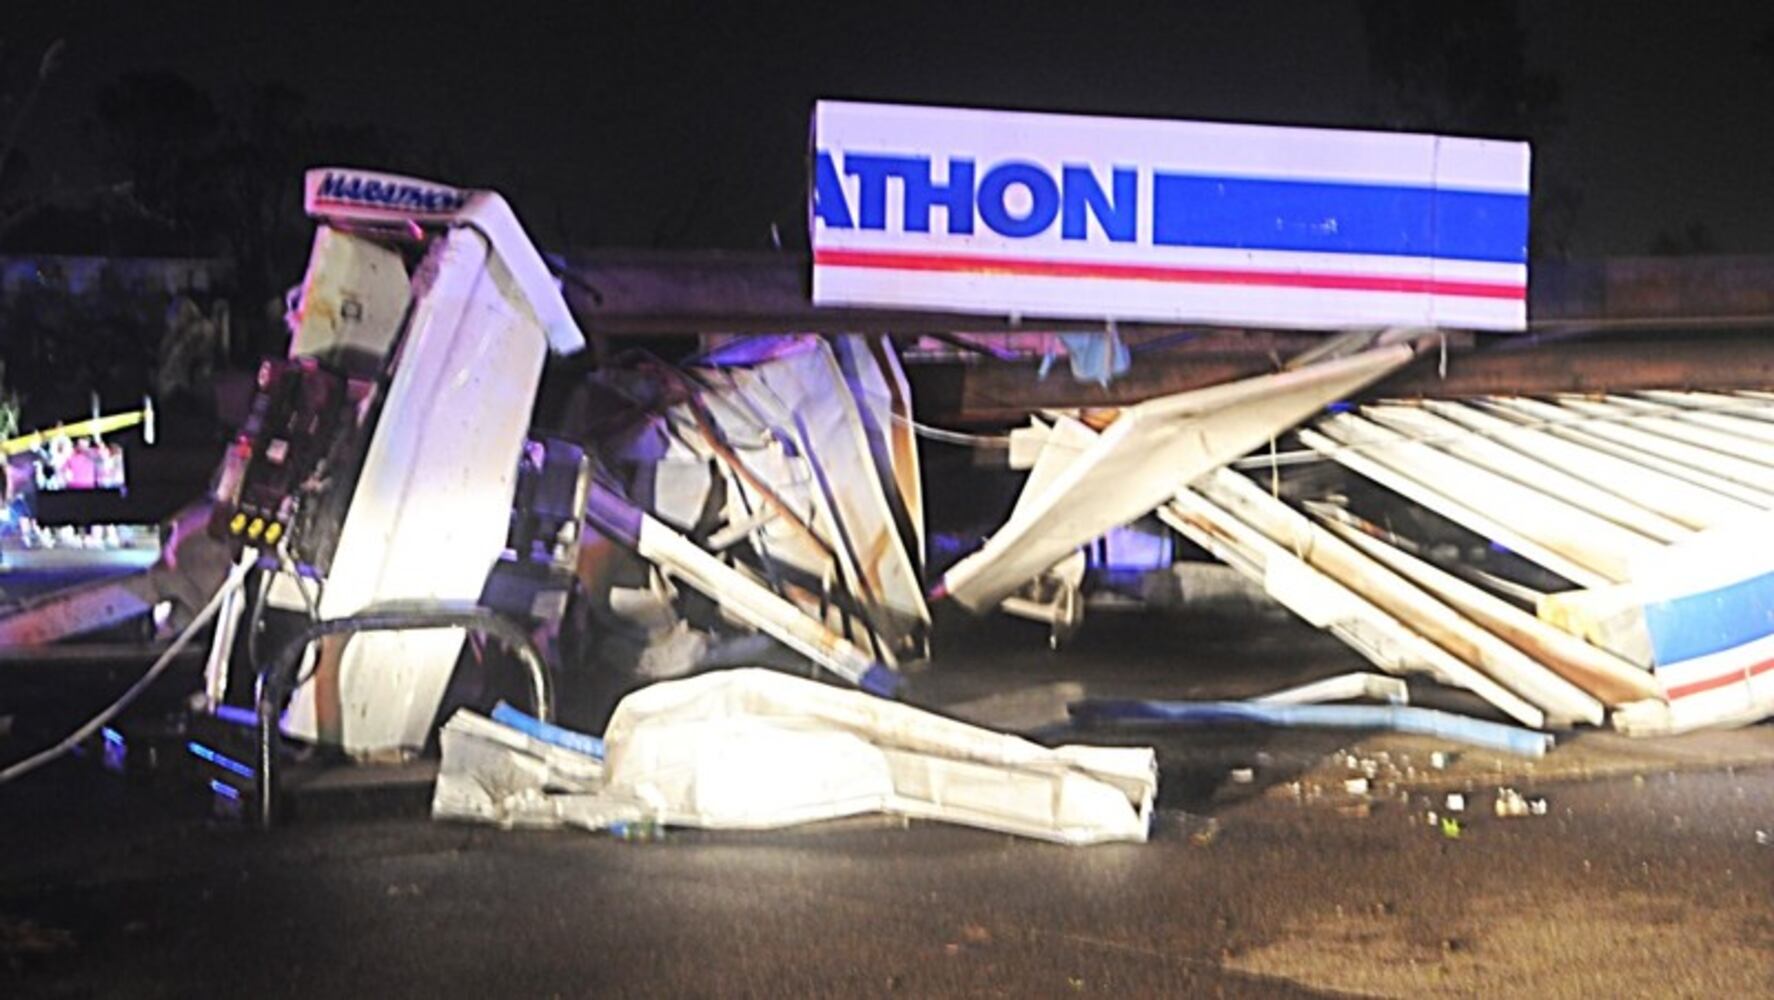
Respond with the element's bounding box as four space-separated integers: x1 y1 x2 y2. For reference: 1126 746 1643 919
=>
9 1 1774 257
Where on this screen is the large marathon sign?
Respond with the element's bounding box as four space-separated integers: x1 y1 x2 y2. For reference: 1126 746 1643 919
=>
810 101 1530 331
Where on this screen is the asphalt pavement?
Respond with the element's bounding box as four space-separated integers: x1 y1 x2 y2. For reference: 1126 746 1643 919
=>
3 611 1771 998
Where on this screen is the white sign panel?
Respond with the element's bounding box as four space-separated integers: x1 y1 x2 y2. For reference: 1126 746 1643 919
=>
810 101 1530 331
304 168 471 221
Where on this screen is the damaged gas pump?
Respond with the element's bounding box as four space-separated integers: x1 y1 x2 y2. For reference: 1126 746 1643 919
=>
193 170 587 767
183 171 958 827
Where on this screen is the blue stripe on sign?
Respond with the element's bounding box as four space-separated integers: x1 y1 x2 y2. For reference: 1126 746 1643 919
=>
1152 174 1529 264
1642 569 1774 666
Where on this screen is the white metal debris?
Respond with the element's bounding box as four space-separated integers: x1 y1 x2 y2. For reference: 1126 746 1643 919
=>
937 345 1416 613
1253 672 1410 706
1163 470 1549 728
435 669 1157 846
1289 391 1774 734
674 336 930 664
432 708 606 829
583 483 897 695
1074 389 1774 738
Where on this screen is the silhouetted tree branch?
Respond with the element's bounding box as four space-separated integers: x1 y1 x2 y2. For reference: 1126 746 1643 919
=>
0 38 66 235
1360 1 1576 255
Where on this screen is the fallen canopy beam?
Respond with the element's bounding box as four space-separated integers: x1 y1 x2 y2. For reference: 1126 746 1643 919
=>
1253 672 1410 706
1492 397 1774 500
0 503 235 646
1541 513 1774 734
1418 399 1757 531
1300 420 1620 587
937 344 1416 613
1161 481 1547 728
1192 469 1604 726
1312 508 1661 706
1298 391 1774 732
1361 403 1693 544
582 480 898 696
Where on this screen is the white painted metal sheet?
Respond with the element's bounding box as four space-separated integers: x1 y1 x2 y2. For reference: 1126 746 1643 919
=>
939 345 1413 612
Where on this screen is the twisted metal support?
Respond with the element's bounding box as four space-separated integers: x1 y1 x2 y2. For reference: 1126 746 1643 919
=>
256 602 552 828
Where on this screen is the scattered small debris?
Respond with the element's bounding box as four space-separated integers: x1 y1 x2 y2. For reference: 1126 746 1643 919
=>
611 819 665 842
1344 777 1370 796
1439 817 1463 839
1445 793 1466 813
1495 787 1529 818
1189 817 1222 847
1430 751 1453 770
0 916 76 963
1756 830 1770 846
1229 767 1255 784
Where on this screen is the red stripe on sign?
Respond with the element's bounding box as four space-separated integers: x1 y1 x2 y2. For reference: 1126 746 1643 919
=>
814 248 1526 300
1665 656 1774 700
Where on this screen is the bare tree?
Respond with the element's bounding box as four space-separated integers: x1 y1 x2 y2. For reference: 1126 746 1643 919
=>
1359 2 1577 255
0 38 64 239
0 39 140 245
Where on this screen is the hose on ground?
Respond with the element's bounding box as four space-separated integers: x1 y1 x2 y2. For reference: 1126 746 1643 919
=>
0 557 253 785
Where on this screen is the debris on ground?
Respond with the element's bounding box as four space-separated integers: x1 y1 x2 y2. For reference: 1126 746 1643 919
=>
1491 787 1549 818
0 915 77 972
1495 788 1528 817
10 160 1774 860
1254 672 1409 707
435 669 1157 845
1186 816 1221 847
571 334 931 694
1068 699 1554 757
